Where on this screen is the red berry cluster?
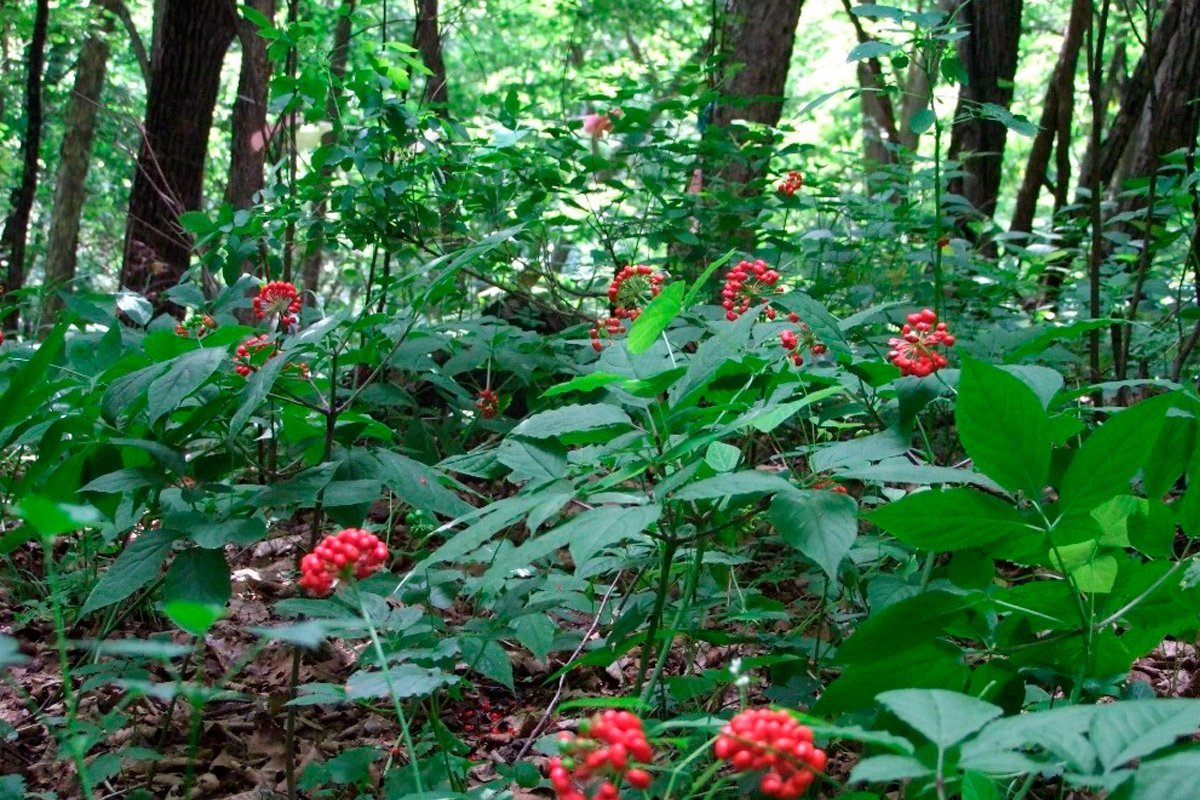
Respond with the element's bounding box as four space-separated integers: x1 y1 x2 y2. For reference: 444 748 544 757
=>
778 315 827 367
549 711 654 800
589 315 624 352
714 709 827 799
887 308 956 377
721 260 781 322
233 334 275 377
476 388 499 419
812 478 848 495
174 314 217 338
253 280 302 326
590 266 665 352
777 170 803 197
299 528 389 597
607 265 664 320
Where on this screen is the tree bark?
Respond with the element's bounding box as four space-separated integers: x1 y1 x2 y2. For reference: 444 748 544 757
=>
119 0 237 312
41 5 114 329
225 0 276 209
0 0 49 332
1009 0 1088 234
301 0 356 300
413 0 448 109
842 0 900 168
1078 0 1186 194
946 0 1024 222
705 0 804 257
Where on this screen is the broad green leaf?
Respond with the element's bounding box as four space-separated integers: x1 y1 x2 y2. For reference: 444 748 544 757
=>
345 664 457 700
511 614 557 661
541 372 623 398
163 548 231 636
815 640 970 716
116 291 153 326
80 468 163 494
1059 393 1176 512
16 495 102 536
229 353 288 435
704 442 741 473
956 357 1050 496
251 621 330 649
0 635 28 668
877 689 1002 749
850 755 932 784
910 108 936 134
1130 750 1200 799
869 488 1037 553
671 470 793 501
374 450 473 518
732 387 844 433
511 403 634 439
810 427 911 472
836 460 1000 491
1090 699 1200 772
462 637 514 689
146 347 226 424
481 503 661 590
769 490 858 582
81 532 175 615
496 438 568 483
847 40 899 61
627 280 685 354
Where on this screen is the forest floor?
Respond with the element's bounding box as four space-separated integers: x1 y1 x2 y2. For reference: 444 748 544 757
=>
2 522 1197 798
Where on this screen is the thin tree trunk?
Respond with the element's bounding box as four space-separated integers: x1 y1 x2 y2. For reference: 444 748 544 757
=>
946 0 1023 223
119 0 237 312
413 0 448 109
225 0 276 210
301 0 355 301
842 0 900 169
705 0 804 261
1078 0 1185 195
1010 0 1088 234
42 5 113 329
0 0 49 333
105 0 150 85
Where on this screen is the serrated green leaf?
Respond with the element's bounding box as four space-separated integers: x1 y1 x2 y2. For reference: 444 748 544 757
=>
627 281 685 354
163 548 231 636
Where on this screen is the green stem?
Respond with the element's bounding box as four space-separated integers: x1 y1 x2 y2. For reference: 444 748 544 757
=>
356 588 424 794
635 537 678 697
43 536 95 800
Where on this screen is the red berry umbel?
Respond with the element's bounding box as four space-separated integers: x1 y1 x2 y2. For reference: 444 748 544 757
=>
476 388 500 419
590 266 665 352
253 280 302 326
778 318 827 367
887 308 956 378
777 170 803 197
233 333 275 377
812 478 848 495
721 259 782 322
548 710 654 800
299 528 389 597
713 708 827 800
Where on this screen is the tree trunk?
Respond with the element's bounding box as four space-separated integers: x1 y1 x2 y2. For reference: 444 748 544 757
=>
225 0 276 210
119 0 237 312
301 0 356 300
842 0 900 169
413 0 448 109
1078 0 1185 195
1009 0 1088 234
946 0 1023 222
705 0 803 259
41 5 113 329
0 0 49 333
1123 0 1200 182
